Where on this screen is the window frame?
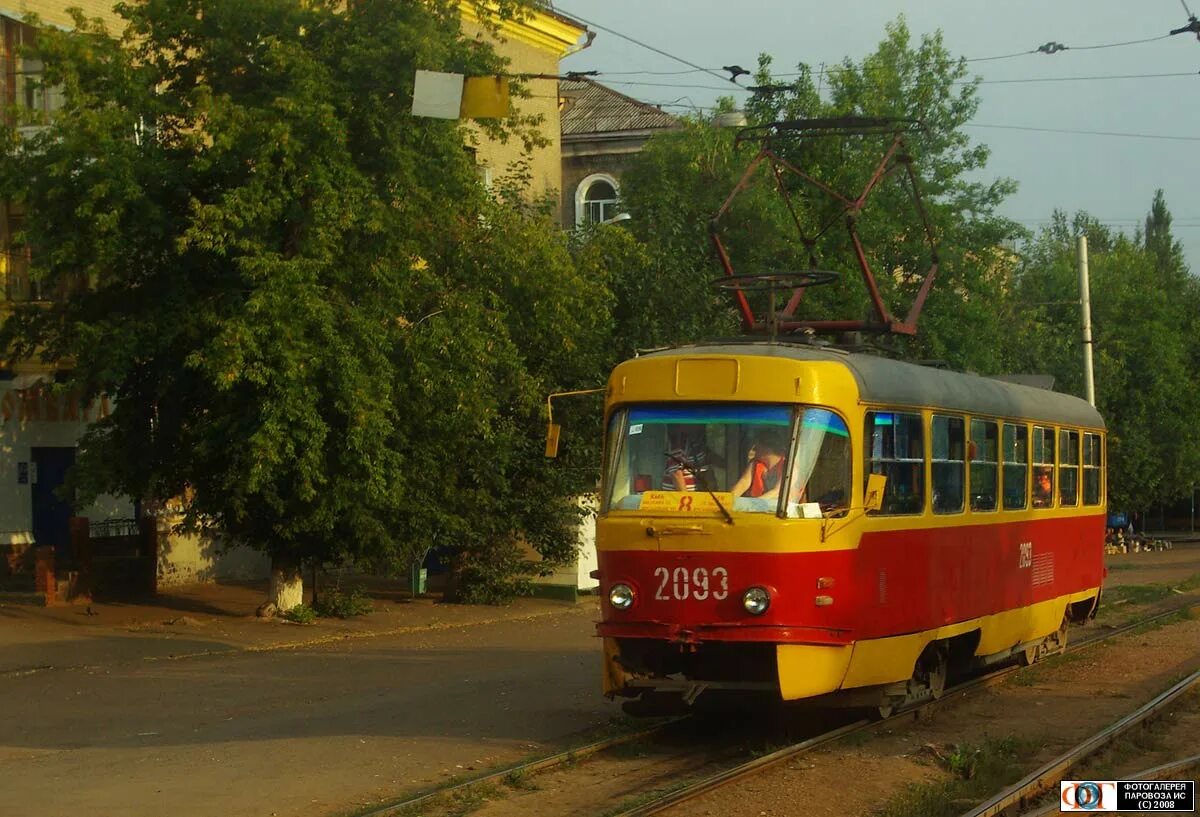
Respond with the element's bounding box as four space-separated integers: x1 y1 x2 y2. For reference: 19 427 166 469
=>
931 413 966 515
574 173 622 227
969 417 1000 513
864 408 926 516
1083 431 1104 506
1058 428 1080 507
1031 425 1056 510
1002 422 1029 511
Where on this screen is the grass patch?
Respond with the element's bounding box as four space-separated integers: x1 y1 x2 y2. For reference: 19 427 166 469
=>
1104 584 1176 607
1103 572 1200 610
502 768 539 792
872 736 1038 817
841 728 876 748
599 779 694 817
381 782 505 817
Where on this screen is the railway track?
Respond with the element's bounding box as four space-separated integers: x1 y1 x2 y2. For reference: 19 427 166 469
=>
963 671 1200 817
370 602 1195 817
611 603 1198 817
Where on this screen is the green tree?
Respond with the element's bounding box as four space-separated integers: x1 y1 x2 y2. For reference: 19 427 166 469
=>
1 0 606 606
1009 197 1200 512
616 19 1021 371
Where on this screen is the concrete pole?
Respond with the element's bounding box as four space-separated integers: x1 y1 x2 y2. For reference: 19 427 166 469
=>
1077 235 1096 407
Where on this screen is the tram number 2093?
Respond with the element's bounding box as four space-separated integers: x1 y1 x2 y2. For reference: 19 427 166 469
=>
653 566 729 601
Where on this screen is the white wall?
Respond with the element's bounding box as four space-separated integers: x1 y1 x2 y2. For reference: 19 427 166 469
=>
155 520 270 587
0 382 133 541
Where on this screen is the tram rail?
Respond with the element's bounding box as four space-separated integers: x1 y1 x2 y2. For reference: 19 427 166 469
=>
611 603 1198 817
369 603 1195 817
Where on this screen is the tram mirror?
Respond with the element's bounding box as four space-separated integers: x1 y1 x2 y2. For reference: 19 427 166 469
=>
544 423 562 458
865 474 887 512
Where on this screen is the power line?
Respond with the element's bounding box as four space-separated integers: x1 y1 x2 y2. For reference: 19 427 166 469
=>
596 78 751 93
555 7 739 87
562 33 1178 81
977 70 1196 85
966 122 1200 142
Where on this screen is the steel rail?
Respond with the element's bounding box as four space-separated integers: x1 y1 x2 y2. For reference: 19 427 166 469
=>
1018 753 1200 817
612 603 1198 817
960 670 1200 817
357 718 687 817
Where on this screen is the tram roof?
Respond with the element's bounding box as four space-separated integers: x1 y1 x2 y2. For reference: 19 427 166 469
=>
640 342 1105 430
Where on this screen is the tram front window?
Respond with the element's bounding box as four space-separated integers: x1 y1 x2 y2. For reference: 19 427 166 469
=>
603 404 851 516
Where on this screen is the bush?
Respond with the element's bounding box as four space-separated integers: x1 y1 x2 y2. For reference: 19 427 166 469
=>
282 604 317 624
314 587 374 619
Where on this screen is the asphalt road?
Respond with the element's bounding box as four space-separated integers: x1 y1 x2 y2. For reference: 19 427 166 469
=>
1 605 612 817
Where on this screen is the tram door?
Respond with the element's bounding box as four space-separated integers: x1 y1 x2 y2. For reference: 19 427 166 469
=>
31 447 76 561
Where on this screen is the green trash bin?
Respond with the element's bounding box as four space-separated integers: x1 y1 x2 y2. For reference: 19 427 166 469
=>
409 564 427 598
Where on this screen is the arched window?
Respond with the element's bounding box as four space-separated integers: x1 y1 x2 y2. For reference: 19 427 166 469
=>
575 174 621 226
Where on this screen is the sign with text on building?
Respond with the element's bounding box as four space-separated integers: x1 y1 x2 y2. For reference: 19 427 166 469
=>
1061 780 1195 812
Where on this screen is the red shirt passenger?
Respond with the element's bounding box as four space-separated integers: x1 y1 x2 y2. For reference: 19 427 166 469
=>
731 430 787 498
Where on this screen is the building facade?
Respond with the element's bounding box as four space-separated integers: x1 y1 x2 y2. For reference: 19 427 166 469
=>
559 79 678 228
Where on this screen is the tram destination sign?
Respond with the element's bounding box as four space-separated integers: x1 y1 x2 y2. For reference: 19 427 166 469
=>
1061 779 1195 811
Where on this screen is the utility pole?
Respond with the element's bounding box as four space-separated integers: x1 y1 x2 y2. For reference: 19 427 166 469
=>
1077 235 1096 407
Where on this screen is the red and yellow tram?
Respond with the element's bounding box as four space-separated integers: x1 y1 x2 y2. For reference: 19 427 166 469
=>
595 341 1106 713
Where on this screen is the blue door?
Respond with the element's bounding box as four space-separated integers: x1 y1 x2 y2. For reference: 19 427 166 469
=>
31 447 76 561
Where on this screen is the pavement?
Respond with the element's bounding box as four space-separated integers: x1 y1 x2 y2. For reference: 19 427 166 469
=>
0 581 615 817
0 579 596 675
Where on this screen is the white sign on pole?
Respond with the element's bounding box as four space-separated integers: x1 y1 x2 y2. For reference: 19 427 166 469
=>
411 69 465 119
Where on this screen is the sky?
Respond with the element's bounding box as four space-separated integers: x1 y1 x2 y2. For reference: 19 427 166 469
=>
553 0 1200 268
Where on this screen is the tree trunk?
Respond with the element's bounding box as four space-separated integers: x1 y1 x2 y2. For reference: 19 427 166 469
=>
269 556 304 611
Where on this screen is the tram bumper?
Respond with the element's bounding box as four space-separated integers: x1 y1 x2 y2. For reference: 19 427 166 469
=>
601 632 855 702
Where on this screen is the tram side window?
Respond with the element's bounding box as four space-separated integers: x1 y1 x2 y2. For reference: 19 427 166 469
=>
1002 423 1028 510
970 419 999 511
865 411 924 515
931 415 965 514
1083 433 1103 505
1059 429 1080 506
1032 426 1055 508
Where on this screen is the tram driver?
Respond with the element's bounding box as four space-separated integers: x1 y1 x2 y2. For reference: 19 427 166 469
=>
731 429 788 498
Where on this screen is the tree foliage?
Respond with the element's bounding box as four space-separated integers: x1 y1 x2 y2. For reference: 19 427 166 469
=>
0 0 607 601
1009 197 1200 512
617 19 1022 372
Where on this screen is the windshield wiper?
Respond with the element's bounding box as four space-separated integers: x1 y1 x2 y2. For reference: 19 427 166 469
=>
665 451 734 525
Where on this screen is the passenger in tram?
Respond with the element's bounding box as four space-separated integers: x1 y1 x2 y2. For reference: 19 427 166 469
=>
731 429 788 498
1033 467 1053 507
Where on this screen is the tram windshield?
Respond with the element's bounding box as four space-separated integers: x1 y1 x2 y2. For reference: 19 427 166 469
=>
603 404 851 517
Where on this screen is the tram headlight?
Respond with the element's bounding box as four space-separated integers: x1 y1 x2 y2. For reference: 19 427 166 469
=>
608 583 635 611
742 586 772 616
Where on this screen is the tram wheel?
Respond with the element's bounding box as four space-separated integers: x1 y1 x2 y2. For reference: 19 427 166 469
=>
877 644 948 718
1022 616 1070 666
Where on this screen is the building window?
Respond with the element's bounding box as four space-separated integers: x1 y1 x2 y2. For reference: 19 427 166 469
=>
574 173 621 226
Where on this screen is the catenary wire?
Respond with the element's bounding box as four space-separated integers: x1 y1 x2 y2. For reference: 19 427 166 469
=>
554 7 740 87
